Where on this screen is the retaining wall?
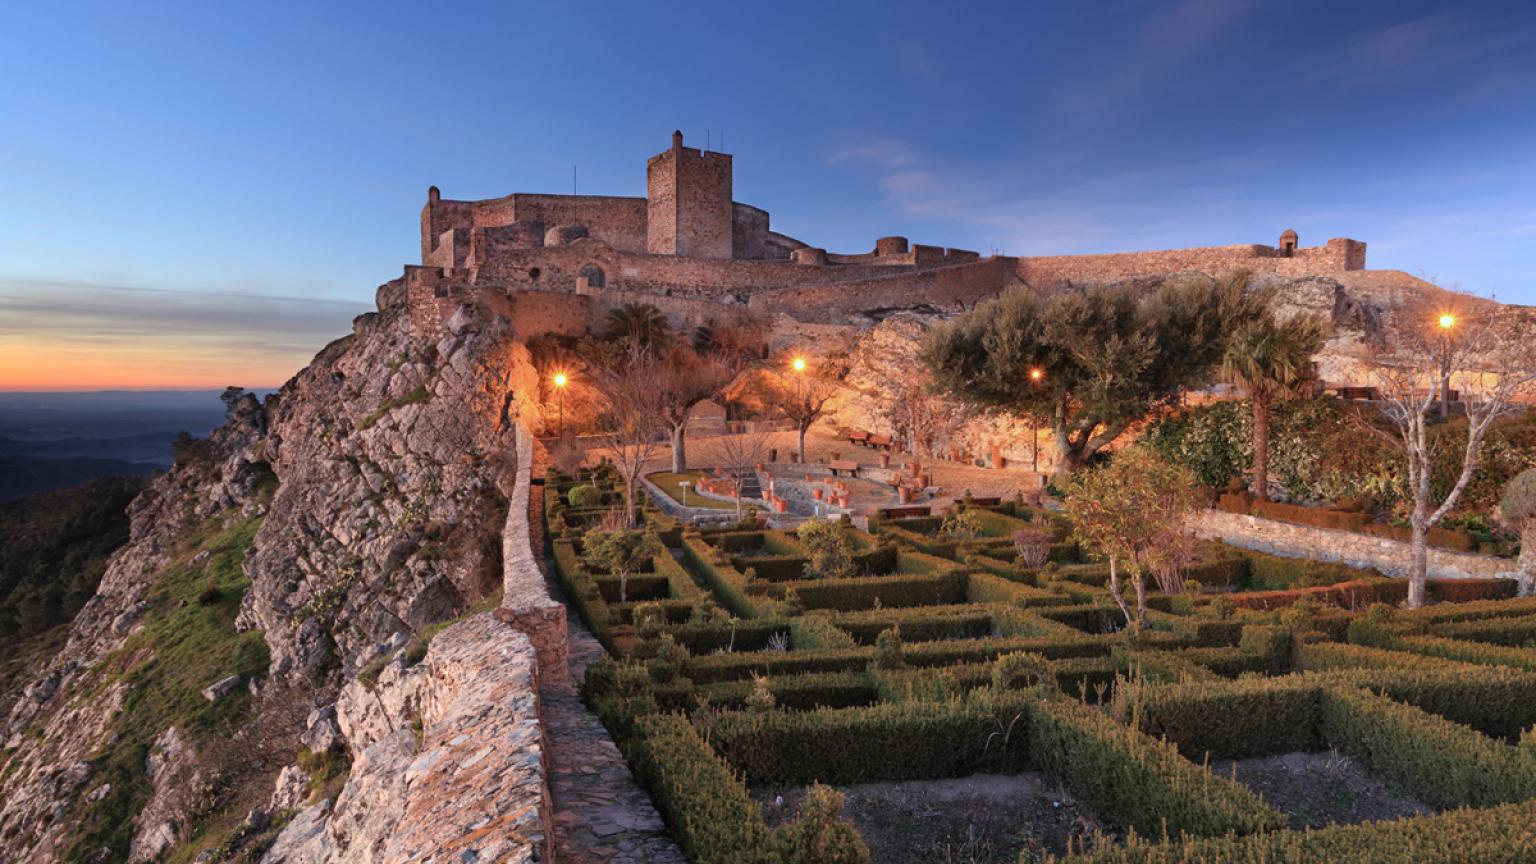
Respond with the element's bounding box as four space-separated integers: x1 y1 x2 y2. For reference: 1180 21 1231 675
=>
1192 509 1518 581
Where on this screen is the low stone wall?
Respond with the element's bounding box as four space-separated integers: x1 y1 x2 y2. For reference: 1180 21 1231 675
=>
1192 509 1518 581
500 423 568 682
263 613 550 863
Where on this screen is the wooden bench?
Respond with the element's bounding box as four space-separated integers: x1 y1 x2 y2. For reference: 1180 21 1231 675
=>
879 505 931 519
844 429 870 445
828 459 861 477
865 433 893 450
967 496 1002 507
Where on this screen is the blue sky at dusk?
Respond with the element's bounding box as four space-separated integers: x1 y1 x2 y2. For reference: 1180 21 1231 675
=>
2 0 1534 388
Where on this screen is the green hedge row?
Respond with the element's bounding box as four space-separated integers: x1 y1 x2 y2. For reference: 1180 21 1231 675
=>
966 571 1077 609
628 713 776 864
830 605 993 644
1318 686 1536 809
708 693 1031 785
1429 614 1536 646
681 531 770 619
1025 696 1287 839
656 670 878 713
767 569 968 612
788 613 859 651
1062 798 1536 863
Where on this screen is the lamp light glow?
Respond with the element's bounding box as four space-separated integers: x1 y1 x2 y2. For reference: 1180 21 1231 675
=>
792 357 807 372
553 372 568 388
1439 314 1456 330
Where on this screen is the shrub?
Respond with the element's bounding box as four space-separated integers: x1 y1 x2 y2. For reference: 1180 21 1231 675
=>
789 613 859 651
873 625 905 670
769 784 870 864
1011 527 1054 568
798 519 858 580
568 483 604 508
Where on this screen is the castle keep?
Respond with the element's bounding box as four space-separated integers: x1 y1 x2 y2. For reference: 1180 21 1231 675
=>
395 132 1374 336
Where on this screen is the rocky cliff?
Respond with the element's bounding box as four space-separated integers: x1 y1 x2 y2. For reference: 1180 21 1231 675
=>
0 296 540 862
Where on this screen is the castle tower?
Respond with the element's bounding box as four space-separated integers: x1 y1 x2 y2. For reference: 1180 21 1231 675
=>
646 131 734 258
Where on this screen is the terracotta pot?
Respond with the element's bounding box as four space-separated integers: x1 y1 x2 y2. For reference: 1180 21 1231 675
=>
879 453 891 469
991 453 1005 470
756 463 764 472
917 474 930 489
911 458 922 478
948 448 961 461
898 486 913 504
813 488 824 501
805 473 814 483
837 495 849 507
773 498 788 513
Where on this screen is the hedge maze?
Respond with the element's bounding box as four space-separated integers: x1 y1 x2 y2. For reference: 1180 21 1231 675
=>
547 466 1536 863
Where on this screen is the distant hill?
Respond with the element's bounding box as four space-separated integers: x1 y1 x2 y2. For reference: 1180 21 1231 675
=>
0 456 160 503
0 389 234 501
0 474 148 644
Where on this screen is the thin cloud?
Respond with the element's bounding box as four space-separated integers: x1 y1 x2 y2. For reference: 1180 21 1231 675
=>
828 137 922 170
1304 11 1536 90
1053 0 1256 120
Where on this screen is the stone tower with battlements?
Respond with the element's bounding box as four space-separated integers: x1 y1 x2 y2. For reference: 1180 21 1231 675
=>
646 130 734 259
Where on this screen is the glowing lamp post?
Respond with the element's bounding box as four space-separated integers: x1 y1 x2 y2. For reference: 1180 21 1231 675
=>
553 372 569 436
1437 314 1455 418
1028 367 1044 471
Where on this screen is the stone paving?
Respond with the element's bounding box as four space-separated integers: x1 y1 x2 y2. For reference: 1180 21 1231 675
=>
540 597 686 863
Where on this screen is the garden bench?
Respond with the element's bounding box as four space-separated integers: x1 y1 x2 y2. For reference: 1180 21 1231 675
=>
878 505 931 519
865 434 893 450
844 429 870 445
828 459 861 477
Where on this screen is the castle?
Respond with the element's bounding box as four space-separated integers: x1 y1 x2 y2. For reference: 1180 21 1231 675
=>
391 132 1375 338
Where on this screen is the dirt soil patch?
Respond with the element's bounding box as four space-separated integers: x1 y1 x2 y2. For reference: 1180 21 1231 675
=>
756 772 1117 863
1220 751 1432 829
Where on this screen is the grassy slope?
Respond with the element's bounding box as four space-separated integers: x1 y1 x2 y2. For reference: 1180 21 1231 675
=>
65 507 271 861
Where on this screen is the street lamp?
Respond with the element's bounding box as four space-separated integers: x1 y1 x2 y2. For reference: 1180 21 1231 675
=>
553 371 569 436
792 356 807 373
1437 314 1455 418
1028 367 1044 471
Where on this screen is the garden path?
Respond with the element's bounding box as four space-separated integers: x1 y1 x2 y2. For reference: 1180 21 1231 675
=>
539 593 685 864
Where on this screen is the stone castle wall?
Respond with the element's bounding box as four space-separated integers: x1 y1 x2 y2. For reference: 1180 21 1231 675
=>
1016 238 1366 288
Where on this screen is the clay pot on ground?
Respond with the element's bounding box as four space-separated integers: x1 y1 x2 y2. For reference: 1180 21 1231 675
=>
837 495 850 508
773 498 788 513
898 486 913 504
756 463 764 472
879 453 891 469
917 474 930 489
805 473 814 483
813 488 824 501
991 452 1005 469
948 448 961 461
911 458 922 478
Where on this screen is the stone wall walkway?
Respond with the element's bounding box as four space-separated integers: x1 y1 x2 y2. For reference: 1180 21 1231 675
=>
539 610 686 864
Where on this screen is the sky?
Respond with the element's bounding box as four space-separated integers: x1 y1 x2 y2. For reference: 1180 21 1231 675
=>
2 0 1533 390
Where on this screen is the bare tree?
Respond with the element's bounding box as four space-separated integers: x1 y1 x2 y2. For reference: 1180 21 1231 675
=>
758 357 841 464
655 347 732 475
1364 291 1536 607
590 348 670 528
881 366 961 458
701 426 773 519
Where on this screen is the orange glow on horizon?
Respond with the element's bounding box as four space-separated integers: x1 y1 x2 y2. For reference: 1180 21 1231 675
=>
0 339 297 391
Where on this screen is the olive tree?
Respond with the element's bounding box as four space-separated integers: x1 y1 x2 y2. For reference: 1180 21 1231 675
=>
923 274 1264 480
1499 469 1536 593
1063 447 1202 630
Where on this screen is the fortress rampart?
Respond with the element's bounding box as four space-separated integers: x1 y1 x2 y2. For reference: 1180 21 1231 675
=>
394 132 1385 338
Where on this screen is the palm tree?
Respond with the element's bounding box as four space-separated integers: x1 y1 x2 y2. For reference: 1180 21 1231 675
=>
604 303 672 357
1221 310 1327 501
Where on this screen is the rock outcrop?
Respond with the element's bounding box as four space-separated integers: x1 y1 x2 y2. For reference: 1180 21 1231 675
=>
0 298 540 862
262 612 548 864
